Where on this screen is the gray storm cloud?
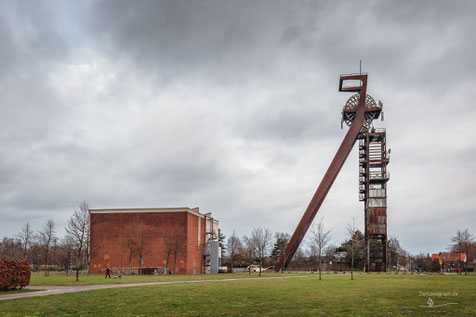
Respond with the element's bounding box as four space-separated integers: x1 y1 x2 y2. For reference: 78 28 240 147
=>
0 0 474 254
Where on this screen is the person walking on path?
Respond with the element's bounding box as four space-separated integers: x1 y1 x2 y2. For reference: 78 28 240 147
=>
105 267 111 279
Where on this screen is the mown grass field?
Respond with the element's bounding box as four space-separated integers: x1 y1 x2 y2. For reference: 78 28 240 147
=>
26 271 293 286
0 273 474 316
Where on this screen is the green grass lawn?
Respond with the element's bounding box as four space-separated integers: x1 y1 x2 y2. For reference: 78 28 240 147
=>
0 273 474 316
28 271 294 286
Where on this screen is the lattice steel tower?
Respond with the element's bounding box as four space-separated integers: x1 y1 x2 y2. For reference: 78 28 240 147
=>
343 93 390 272
358 128 389 271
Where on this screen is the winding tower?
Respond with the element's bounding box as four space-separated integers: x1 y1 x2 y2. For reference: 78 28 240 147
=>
342 92 390 272
275 72 390 273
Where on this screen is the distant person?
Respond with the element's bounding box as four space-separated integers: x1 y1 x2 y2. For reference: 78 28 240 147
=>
105 267 111 279
456 267 460 275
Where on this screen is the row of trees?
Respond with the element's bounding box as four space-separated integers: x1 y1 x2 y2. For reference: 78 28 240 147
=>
0 201 91 281
2 209 473 278
223 221 475 276
224 219 376 278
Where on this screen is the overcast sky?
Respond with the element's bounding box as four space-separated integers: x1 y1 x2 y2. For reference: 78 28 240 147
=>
1 0 475 255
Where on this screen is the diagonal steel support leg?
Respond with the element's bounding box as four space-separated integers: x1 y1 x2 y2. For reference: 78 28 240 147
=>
275 74 368 272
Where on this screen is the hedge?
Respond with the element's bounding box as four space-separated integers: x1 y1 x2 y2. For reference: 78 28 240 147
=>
0 258 31 291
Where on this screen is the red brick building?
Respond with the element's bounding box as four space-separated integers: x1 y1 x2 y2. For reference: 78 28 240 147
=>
89 207 219 275
431 252 467 272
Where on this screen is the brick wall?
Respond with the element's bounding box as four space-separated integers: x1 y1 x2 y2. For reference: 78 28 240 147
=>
89 210 206 274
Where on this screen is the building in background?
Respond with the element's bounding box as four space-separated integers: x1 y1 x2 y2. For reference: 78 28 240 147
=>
89 207 219 275
431 252 467 272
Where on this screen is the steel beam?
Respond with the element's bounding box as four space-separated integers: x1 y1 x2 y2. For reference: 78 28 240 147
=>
275 74 368 272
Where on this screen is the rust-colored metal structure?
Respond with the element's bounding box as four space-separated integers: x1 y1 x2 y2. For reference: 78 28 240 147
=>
275 72 387 272
358 128 389 271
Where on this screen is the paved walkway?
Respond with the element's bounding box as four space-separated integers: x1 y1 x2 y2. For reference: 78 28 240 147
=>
0 275 314 301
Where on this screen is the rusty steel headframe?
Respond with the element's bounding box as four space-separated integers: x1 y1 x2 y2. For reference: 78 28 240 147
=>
275 73 369 272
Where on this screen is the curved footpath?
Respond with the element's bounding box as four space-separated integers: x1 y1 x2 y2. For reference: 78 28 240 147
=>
0 275 314 301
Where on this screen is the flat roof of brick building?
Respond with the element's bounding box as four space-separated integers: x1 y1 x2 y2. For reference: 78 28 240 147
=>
89 207 217 222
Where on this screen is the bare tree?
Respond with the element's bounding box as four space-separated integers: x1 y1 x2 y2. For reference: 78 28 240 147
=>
325 244 337 272
164 237 173 274
16 222 33 260
158 232 183 274
65 201 90 281
242 235 256 275
242 235 255 260
126 237 137 275
226 230 242 271
58 236 74 274
172 232 184 274
38 219 56 276
309 218 331 280
49 240 61 269
136 222 150 275
345 219 363 280
29 242 43 271
387 236 404 271
451 228 474 275
173 237 179 274
290 246 308 269
123 223 145 275
84 223 96 276
0 237 23 260
250 227 273 276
